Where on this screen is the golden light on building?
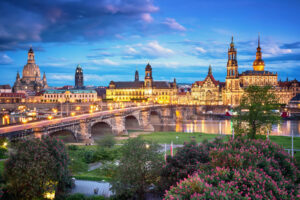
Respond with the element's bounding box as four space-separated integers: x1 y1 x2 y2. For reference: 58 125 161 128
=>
52 108 58 114
75 106 81 111
48 115 53 120
70 112 76 116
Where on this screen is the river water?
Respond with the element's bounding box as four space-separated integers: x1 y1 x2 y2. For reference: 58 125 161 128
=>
153 118 300 137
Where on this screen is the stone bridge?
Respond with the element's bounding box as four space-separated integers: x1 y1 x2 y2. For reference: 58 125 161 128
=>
0 105 207 143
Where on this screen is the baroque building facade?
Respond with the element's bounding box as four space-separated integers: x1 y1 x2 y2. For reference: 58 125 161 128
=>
192 36 295 106
13 48 47 93
106 63 177 104
191 65 224 105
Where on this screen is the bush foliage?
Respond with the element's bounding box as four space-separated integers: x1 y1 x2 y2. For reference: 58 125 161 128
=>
163 138 300 199
3 137 71 200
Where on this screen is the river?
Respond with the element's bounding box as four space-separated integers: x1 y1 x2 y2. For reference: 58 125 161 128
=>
153 118 300 137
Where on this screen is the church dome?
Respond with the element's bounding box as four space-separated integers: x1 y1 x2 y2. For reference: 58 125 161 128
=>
22 48 41 81
253 59 265 71
22 63 41 80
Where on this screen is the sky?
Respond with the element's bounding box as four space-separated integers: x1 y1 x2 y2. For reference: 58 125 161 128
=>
0 0 299 87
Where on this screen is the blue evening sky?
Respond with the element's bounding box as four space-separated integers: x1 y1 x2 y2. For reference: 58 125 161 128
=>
0 0 299 86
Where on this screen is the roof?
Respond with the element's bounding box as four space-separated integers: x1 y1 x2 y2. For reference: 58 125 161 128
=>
193 74 221 87
43 89 96 94
0 93 26 98
110 81 172 89
240 70 276 76
278 79 300 88
0 84 11 89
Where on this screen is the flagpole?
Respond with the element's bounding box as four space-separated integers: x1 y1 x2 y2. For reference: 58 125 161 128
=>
164 143 167 162
170 141 173 157
292 130 294 158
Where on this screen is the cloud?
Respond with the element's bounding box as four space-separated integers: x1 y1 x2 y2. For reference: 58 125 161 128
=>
141 13 153 23
0 54 13 65
142 41 174 57
280 42 300 49
47 73 73 81
162 18 186 31
91 58 119 66
87 51 114 59
0 0 159 50
195 47 207 54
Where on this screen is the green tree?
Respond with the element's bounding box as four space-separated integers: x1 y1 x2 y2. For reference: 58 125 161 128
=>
4 137 71 199
110 137 164 200
233 85 280 139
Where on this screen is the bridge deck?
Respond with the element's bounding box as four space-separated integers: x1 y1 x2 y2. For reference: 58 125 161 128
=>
0 105 162 135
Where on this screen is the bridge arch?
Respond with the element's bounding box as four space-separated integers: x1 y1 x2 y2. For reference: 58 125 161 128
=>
49 129 77 143
149 110 162 124
124 115 141 131
91 121 113 141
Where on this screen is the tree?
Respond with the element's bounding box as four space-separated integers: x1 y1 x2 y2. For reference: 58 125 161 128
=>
233 85 281 139
4 137 71 200
110 137 164 200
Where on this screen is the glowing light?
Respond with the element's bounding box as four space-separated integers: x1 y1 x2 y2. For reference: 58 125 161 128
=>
3 142 7 147
75 106 81 111
52 108 58 114
48 115 53 120
71 112 76 116
145 144 150 149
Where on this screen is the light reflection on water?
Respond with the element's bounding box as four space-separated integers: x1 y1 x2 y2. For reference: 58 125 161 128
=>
154 119 300 137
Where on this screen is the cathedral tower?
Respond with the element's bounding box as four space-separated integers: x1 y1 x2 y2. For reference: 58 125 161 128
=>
226 36 238 78
135 69 139 82
253 34 265 71
224 37 241 105
75 64 84 89
144 63 153 87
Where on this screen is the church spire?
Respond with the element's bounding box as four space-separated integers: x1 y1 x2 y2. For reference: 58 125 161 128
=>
27 47 35 64
253 34 265 71
208 65 212 75
135 69 139 82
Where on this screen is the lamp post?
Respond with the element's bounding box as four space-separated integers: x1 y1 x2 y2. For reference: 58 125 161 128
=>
291 130 294 158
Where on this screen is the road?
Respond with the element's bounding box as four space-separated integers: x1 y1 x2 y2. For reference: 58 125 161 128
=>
0 105 160 135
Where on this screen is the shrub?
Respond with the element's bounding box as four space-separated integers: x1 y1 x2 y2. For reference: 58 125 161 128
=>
163 138 300 198
110 137 164 200
4 137 71 199
165 167 296 199
160 137 224 192
0 147 7 159
96 135 116 148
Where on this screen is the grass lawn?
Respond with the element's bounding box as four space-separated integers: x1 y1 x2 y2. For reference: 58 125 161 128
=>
139 132 231 145
0 160 5 175
73 167 112 182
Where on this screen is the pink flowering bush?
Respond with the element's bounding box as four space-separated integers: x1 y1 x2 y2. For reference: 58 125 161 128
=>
3 136 71 200
162 138 300 199
160 138 223 192
165 167 298 200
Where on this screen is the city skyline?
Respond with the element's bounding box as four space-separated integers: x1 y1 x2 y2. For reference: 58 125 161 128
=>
0 0 300 86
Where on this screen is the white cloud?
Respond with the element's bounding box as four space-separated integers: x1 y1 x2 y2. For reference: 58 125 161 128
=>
91 58 119 66
141 13 153 23
162 18 186 31
125 47 139 55
195 47 207 53
47 73 73 81
263 43 292 57
0 54 13 65
142 41 174 57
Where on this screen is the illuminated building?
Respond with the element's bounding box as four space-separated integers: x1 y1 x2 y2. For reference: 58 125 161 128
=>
192 36 296 106
0 93 26 103
106 63 177 104
40 89 97 103
222 36 294 105
13 48 48 93
191 65 224 105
